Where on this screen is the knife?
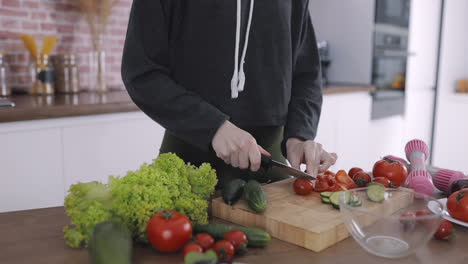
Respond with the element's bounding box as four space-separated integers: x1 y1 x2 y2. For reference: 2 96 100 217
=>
260 155 316 181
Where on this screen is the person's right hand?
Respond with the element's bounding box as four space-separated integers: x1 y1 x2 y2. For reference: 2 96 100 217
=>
212 121 269 172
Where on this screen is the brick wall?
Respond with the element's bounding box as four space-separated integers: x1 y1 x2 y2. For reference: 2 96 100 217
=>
0 0 132 92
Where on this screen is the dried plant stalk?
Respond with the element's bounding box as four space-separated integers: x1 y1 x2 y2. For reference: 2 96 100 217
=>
77 0 119 51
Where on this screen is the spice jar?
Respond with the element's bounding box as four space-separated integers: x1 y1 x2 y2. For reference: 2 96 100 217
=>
0 52 11 97
30 54 55 95
53 54 80 94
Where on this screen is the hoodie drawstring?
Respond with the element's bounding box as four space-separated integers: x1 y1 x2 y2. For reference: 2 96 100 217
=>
231 0 255 99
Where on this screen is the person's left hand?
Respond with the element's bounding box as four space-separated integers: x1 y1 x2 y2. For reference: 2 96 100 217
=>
286 138 338 175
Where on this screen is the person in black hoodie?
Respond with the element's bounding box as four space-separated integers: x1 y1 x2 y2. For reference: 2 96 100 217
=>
122 0 337 188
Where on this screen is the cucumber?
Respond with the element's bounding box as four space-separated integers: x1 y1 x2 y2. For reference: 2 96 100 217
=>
222 179 246 205
321 197 331 204
243 180 267 213
329 191 344 210
194 224 271 248
320 192 332 198
367 182 386 203
89 220 132 264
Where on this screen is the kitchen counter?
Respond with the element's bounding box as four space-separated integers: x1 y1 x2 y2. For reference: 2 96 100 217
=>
0 91 139 123
0 85 374 123
0 207 466 264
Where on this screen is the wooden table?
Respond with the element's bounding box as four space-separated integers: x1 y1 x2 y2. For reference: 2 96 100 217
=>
0 207 467 264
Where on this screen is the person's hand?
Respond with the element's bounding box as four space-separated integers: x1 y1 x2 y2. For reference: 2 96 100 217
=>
212 121 270 171
286 138 337 175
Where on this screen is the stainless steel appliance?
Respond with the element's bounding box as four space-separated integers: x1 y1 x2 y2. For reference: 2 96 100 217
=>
371 0 412 120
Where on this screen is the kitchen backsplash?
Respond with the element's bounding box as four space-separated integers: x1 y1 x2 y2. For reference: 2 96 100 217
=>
0 0 132 91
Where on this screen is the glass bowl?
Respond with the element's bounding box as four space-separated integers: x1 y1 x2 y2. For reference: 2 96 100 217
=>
339 187 444 259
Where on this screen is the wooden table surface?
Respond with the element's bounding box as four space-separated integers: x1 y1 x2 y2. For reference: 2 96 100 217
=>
0 206 467 264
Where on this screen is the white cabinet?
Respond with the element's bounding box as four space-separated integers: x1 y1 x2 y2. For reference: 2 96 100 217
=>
0 112 165 213
433 0 468 172
0 128 64 212
316 92 374 171
62 116 164 188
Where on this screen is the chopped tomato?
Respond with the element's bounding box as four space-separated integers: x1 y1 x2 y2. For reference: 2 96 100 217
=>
314 179 329 192
336 170 358 189
330 182 348 192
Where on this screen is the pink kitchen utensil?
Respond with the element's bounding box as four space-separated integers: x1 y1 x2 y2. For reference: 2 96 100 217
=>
404 139 435 196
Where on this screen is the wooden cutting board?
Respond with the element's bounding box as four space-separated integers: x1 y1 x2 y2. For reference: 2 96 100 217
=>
212 179 412 252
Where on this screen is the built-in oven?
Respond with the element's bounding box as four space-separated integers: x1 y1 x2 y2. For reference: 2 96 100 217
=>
372 26 409 90
375 0 411 28
371 0 412 120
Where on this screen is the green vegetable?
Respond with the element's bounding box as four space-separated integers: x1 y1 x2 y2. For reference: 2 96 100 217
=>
321 197 331 204
89 220 132 264
243 180 267 213
184 250 218 264
320 192 332 198
222 179 246 205
329 191 344 210
64 153 218 248
367 183 386 203
194 224 271 248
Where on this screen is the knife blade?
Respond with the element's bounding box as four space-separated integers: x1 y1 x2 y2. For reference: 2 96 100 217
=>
260 155 316 181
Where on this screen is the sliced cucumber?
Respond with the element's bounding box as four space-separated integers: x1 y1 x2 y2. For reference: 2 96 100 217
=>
321 197 331 204
350 199 362 207
320 192 332 199
329 191 344 210
367 183 386 203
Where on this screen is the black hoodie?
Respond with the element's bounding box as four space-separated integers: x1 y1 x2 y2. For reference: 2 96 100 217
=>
122 0 322 153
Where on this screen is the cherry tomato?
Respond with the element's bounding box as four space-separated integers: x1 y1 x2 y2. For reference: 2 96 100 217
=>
146 210 192 253
415 209 437 228
293 179 314 195
183 243 203 257
213 240 235 261
314 176 330 192
372 157 408 187
330 182 348 192
348 167 364 179
324 170 336 177
353 171 372 187
336 170 358 189
434 220 455 240
400 211 416 230
447 188 468 222
194 233 215 251
224 230 248 255
372 177 394 188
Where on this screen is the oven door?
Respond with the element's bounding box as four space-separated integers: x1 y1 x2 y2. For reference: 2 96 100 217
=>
372 55 407 90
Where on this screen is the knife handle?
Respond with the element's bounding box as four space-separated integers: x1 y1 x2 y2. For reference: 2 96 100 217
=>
260 154 272 170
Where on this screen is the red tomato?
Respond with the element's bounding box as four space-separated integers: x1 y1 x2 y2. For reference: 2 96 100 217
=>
447 188 468 222
324 170 336 177
146 210 192 253
372 158 408 187
336 170 358 189
183 243 203 257
372 177 394 188
293 179 314 195
330 182 348 192
213 240 235 261
353 171 372 187
314 177 330 192
348 167 364 178
434 220 454 240
224 230 248 255
400 211 416 230
415 209 437 228
194 233 214 251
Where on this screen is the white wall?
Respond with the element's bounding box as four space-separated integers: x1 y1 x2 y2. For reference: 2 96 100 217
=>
309 0 375 85
433 0 468 172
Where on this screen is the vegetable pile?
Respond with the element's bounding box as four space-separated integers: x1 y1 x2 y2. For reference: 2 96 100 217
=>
63 153 218 248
